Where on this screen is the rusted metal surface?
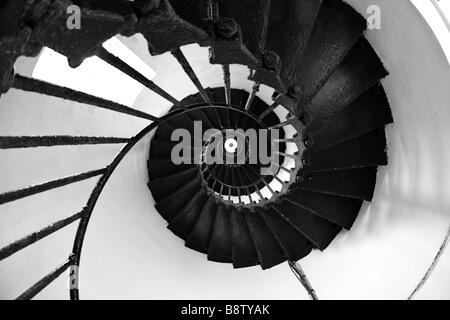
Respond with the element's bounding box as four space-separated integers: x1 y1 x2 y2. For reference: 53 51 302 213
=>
266 0 323 93
13 75 159 121
16 260 71 300
209 18 259 68
27 0 126 68
0 211 84 262
97 47 180 105
126 0 210 55
244 82 260 111
0 0 263 96
170 0 211 30
0 0 210 95
171 48 212 105
0 136 129 149
4 0 128 79
0 0 396 299
0 0 39 93
251 51 285 93
218 0 270 60
218 0 284 92
0 168 106 205
290 0 366 114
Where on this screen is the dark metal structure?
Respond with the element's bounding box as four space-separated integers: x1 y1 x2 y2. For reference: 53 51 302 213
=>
0 0 393 299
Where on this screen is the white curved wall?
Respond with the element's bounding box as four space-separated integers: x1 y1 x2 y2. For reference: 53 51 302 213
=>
300 0 450 299
0 0 449 299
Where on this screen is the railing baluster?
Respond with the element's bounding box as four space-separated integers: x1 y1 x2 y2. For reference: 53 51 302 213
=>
254 184 265 202
0 169 106 205
276 151 298 159
274 138 296 143
16 260 71 300
288 261 319 300
205 166 219 183
0 211 84 261
219 183 224 198
245 82 260 111
223 64 232 108
96 48 180 105
223 64 232 127
12 75 159 121
234 169 244 204
269 118 296 129
0 136 129 149
271 173 285 186
247 165 275 195
246 186 252 203
278 165 292 174
258 102 279 121
171 48 223 128
240 168 260 200
171 48 212 105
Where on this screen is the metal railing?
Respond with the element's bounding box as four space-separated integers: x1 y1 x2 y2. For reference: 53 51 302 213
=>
432 0 450 33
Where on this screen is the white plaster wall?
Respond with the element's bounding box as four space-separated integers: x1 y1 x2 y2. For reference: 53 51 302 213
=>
299 0 450 299
0 0 449 300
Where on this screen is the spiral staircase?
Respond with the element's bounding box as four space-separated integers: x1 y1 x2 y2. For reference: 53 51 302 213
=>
0 0 449 300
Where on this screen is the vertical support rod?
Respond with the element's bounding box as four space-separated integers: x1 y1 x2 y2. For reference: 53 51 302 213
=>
171 48 212 105
408 223 450 300
223 64 232 108
245 82 260 111
288 261 319 300
259 102 279 121
13 75 159 121
97 48 179 105
16 260 71 300
223 64 232 127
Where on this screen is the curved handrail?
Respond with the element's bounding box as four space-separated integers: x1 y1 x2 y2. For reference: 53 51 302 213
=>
431 0 450 33
3 0 445 300
68 103 276 300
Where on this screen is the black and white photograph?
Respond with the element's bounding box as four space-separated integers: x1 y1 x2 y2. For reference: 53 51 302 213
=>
0 0 450 305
